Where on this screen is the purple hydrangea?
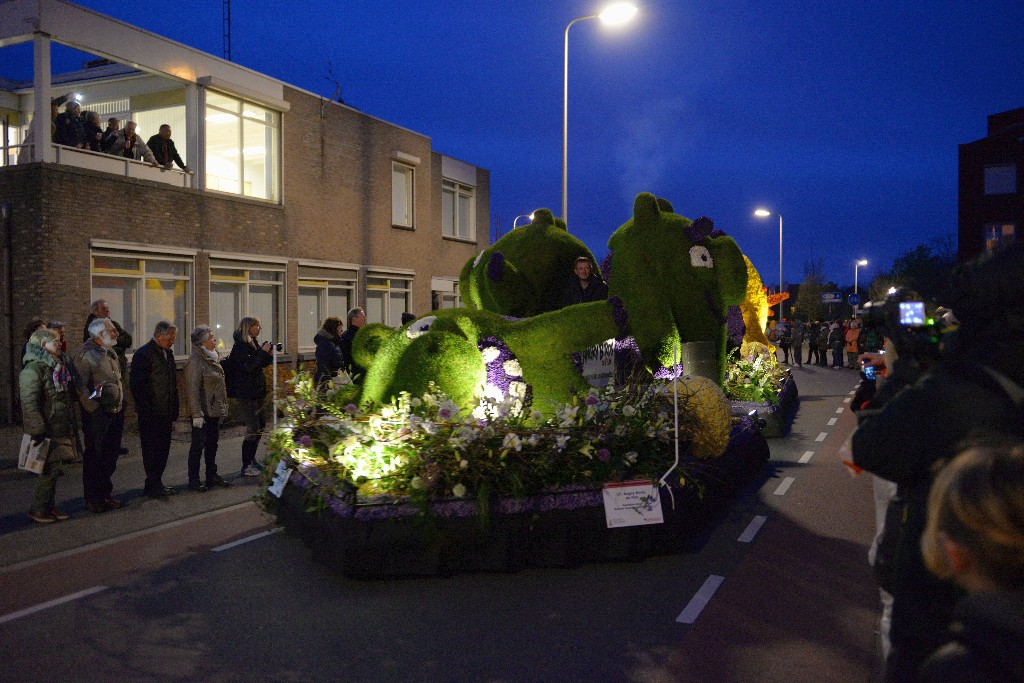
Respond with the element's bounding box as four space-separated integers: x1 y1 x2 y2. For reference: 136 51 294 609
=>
298 434 313 448
597 448 611 462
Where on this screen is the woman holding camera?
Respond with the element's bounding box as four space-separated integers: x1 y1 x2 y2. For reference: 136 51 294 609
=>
184 325 231 491
230 316 274 477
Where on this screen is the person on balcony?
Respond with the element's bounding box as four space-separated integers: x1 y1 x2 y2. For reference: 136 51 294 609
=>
53 100 86 148
106 121 158 166
82 111 105 152
101 117 120 150
147 124 191 173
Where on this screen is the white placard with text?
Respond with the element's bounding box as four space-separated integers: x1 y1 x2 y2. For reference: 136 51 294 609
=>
268 460 292 498
602 480 664 528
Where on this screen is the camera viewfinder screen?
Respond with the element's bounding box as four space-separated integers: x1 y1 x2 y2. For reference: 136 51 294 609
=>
898 301 925 326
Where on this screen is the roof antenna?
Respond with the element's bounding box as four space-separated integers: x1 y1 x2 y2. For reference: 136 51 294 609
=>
222 0 231 60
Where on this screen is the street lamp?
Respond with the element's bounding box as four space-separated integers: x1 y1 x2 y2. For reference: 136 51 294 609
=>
563 2 637 226
854 259 868 314
753 208 784 322
512 213 535 230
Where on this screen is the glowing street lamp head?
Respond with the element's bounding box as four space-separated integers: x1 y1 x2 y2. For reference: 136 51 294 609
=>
753 209 771 217
857 259 868 266
599 3 638 25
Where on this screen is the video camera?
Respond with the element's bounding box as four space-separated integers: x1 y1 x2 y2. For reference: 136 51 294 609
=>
857 289 943 370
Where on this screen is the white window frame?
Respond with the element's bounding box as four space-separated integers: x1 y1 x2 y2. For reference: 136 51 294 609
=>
204 90 281 203
365 273 413 327
392 162 415 228
209 259 286 353
442 179 475 240
90 248 193 358
297 264 358 352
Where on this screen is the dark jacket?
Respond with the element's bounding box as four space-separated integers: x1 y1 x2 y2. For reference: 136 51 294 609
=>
229 330 273 400
146 134 186 169
561 274 608 307
313 328 346 386
129 339 180 421
919 591 1024 683
852 360 1024 674
53 111 86 148
83 121 104 152
338 325 364 381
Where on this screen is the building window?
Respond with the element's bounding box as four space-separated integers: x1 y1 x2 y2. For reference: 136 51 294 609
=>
366 275 411 327
442 179 475 240
91 250 192 356
984 164 1017 195
392 162 414 227
984 223 1016 251
297 265 357 351
205 91 281 202
209 260 285 353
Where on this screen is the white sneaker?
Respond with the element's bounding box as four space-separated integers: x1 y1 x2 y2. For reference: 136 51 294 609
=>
242 465 261 477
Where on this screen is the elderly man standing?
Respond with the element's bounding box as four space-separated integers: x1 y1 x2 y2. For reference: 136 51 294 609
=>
129 321 180 499
146 124 191 173
84 299 132 455
106 120 158 166
73 318 126 513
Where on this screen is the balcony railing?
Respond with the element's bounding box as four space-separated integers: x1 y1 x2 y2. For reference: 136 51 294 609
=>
0 142 194 189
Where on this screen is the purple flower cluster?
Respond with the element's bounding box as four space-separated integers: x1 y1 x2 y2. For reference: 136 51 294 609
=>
608 296 629 339
477 336 530 407
726 305 746 347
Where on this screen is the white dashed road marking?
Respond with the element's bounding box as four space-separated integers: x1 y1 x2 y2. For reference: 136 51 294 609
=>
774 477 796 495
211 528 282 552
815 432 828 441
0 586 108 625
799 451 814 463
827 417 838 426
737 515 767 543
836 407 844 414
677 575 725 624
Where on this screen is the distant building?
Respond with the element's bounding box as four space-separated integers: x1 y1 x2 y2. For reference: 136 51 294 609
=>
958 107 1024 260
0 0 489 422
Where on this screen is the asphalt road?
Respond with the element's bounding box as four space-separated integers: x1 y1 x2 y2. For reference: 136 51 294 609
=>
0 361 880 682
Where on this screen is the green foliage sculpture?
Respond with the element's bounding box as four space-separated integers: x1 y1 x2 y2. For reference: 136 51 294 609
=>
355 192 749 416
459 208 597 317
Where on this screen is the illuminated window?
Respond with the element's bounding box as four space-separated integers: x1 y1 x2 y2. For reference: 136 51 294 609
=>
297 265 357 350
984 223 1016 251
984 164 1017 195
205 91 280 202
366 274 411 327
392 163 414 227
209 260 285 352
91 250 192 356
442 179 475 240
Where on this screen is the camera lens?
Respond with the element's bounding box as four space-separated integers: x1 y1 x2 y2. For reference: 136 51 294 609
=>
275 342 283 352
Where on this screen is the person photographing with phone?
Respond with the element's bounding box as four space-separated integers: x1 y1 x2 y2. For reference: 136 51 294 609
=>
229 317 276 477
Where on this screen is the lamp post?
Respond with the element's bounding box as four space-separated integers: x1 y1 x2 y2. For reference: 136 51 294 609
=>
563 2 637 226
754 208 784 322
854 259 868 314
512 213 534 230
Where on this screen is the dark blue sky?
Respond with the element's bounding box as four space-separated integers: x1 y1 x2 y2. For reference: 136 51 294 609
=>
8 1 1023 288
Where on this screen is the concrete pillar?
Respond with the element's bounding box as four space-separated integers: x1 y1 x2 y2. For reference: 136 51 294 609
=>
32 33 55 163
185 82 199 189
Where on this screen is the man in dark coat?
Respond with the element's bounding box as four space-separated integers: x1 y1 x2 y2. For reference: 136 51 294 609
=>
313 317 346 386
146 124 191 172
338 307 366 381
852 242 1024 681
561 256 608 307
53 100 86 148
129 321 180 498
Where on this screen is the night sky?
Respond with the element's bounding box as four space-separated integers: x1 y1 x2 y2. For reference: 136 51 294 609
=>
5 0 1023 289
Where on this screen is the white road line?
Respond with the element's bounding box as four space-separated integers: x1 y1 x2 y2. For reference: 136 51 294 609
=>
0 586 107 625
836 407 844 414
843 397 851 403
737 515 767 543
676 575 725 624
1 502 261 574
848 390 856 395
774 477 796 495
799 451 814 464
815 432 828 441
212 528 282 552
827 417 838 426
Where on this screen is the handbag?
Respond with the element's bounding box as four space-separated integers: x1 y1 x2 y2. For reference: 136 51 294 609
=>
18 434 50 475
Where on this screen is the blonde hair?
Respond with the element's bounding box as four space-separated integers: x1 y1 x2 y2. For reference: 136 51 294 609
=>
28 328 59 348
236 316 261 343
921 439 1024 590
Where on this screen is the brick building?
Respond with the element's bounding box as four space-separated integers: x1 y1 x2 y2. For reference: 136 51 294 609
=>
958 106 1023 261
0 0 489 422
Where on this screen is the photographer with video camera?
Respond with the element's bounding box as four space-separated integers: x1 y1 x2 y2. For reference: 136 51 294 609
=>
850 242 1024 682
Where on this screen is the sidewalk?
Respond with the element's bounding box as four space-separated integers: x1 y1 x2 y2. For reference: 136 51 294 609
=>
0 421 275 569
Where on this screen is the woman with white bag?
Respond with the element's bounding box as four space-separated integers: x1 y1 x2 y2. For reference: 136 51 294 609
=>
20 328 75 523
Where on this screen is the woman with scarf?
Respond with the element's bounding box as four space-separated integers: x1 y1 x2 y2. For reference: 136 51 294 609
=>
184 325 231 491
20 328 75 523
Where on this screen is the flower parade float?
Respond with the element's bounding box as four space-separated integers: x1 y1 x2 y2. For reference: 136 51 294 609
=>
266 193 790 577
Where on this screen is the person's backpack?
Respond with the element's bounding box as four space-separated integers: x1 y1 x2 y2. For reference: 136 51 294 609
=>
221 353 239 398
